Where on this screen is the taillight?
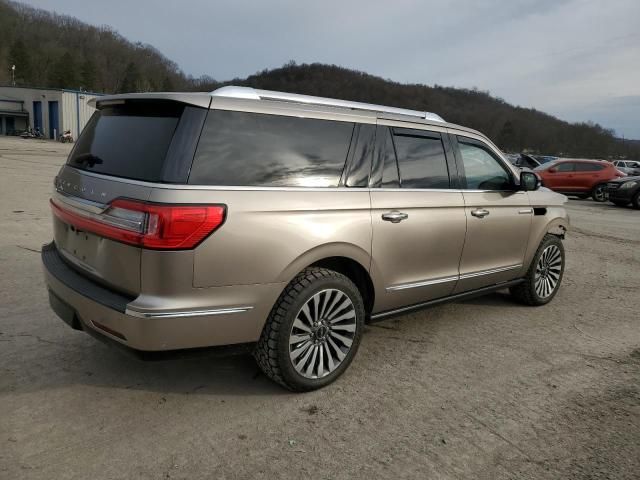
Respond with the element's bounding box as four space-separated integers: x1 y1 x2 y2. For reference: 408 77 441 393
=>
50 198 225 250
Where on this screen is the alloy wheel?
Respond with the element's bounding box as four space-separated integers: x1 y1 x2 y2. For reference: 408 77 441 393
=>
534 245 563 298
289 289 356 379
593 185 607 202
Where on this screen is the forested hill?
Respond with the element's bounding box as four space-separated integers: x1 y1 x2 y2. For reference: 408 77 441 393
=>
0 0 636 159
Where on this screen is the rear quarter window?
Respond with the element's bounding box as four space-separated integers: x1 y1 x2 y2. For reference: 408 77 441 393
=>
189 110 355 187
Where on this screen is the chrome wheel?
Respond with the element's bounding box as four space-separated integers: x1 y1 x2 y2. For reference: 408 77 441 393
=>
289 288 356 379
534 245 563 298
593 184 607 202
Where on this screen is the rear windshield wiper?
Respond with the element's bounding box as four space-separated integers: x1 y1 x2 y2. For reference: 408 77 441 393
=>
73 153 104 167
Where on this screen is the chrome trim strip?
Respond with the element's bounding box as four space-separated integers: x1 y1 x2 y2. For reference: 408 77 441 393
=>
386 275 458 292
62 171 526 195
387 264 522 291
52 192 145 232
458 264 522 280
124 306 253 319
54 190 107 214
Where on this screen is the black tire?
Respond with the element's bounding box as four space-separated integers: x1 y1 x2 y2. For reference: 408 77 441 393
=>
254 267 365 391
510 234 565 306
611 200 629 207
591 184 608 202
632 192 640 210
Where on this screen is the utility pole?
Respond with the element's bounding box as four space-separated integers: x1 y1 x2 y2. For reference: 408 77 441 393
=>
11 65 16 86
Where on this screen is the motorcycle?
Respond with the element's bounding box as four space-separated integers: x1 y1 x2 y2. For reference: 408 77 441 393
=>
59 130 74 143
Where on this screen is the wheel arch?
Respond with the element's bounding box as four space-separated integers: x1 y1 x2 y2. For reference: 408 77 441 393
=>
277 243 374 316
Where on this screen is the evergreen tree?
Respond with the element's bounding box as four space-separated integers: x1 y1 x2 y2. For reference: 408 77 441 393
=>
50 52 78 88
81 58 97 91
119 62 140 93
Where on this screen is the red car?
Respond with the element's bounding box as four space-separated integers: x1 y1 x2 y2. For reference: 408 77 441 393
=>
534 159 625 202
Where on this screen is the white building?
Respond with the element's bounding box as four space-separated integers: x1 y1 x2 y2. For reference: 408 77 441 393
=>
0 86 103 139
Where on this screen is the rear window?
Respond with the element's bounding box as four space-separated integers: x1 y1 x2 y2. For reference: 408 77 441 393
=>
189 110 354 187
575 162 604 171
393 128 450 189
68 101 186 182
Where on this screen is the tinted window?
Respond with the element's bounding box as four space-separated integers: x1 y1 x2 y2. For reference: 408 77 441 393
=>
458 140 512 190
393 129 450 189
555 162 575 172
190 110 354 187
346 124 375 187
380 127 399 188
575 162 604 171
68 101 184 182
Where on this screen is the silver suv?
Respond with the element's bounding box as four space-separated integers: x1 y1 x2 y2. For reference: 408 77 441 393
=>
42 87 569 391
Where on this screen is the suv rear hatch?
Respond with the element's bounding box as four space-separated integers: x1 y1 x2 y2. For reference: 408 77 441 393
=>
52 96 210 296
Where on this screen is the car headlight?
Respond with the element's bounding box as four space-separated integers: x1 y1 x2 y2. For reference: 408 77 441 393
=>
620 181 638 189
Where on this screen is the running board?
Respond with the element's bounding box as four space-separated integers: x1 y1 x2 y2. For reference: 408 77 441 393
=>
369 279 525 322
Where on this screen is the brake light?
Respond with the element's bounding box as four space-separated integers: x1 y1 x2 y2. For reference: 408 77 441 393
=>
50 198 225 250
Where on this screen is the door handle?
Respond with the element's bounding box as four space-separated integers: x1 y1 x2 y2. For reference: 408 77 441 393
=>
470 208 490 219
382 211 408 223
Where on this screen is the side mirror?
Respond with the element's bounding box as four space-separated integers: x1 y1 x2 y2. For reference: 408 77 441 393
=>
548 167 557 173
520 171 541 191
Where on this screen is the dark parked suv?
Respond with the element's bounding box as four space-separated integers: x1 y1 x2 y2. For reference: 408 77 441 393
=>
607 176 640 209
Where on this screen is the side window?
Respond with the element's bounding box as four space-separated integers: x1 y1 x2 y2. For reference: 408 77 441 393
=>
457 139 512 190
190 110 354 187
555 162 575 172
575 163 604 172
393 129 450 189
380 127 400 188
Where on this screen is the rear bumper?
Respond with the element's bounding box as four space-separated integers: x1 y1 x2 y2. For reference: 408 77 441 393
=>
42 242 283 352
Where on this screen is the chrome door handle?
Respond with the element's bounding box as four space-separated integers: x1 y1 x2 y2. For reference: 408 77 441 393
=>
382 211 408 223
470 208 490 218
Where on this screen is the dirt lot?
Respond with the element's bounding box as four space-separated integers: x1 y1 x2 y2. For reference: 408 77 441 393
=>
1 136 638 480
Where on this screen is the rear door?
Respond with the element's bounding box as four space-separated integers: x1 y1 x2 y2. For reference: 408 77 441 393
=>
370 122 466 312
543 162 576 191
52 99 207 295
451 134 532 293
573 162 605 191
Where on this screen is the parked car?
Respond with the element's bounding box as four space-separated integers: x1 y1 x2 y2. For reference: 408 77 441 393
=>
607 176 640 209
509 153 541 170
533 155 558 164
535 159 626 202
612 160 640 176
42 86 569 391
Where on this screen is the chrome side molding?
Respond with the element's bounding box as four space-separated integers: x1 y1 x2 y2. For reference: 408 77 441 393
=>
387 264 522 291
125 306 254 319
386 275 458 292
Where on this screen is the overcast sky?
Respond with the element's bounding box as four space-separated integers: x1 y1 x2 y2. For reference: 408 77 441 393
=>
21 0 640 139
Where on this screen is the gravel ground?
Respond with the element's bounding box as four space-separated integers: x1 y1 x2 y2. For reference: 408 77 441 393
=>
1 137 638 480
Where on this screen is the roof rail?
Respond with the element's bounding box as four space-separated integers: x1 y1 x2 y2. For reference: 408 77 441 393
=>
210 85 445 122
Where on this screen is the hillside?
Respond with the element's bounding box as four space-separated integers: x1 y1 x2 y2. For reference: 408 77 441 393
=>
0 0 637 159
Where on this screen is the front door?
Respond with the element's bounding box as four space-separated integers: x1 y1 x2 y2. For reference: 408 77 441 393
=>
451 135 532 292
370 124 467 313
